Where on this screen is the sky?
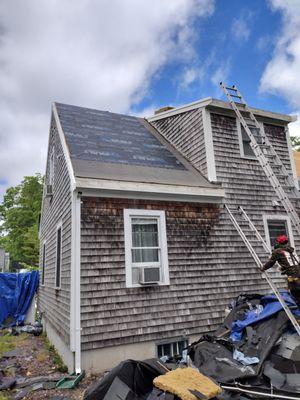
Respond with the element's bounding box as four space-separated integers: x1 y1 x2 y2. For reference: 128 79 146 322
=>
1 0 300 200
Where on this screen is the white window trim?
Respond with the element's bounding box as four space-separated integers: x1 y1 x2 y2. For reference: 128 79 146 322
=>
124 209 169 288
41 240 46 286
55 221 63 289
237 119 264 160
263 214 294 251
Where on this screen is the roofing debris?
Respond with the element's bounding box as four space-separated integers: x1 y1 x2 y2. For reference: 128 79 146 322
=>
83 292 300 400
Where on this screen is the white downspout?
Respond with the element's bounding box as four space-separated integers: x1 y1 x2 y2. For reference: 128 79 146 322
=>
70 190 81 373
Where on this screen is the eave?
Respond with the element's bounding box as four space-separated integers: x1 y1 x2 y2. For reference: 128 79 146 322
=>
75 177 225 204
147 97 296 124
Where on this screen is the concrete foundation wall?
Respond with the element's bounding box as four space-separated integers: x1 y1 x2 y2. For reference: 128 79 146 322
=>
81 333 204 374
43 316 74 373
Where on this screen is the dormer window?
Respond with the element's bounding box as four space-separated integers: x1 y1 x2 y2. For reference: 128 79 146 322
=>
237 122 264 159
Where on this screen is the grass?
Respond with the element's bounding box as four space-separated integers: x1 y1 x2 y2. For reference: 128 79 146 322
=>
0 394 9 400
43 336 68 373
0 330 28 358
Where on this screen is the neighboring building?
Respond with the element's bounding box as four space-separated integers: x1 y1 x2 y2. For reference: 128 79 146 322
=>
0 247 9 272
39 99 298 374
293 151 300 186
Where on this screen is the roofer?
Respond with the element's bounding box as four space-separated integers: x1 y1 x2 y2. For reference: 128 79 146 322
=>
262 235 300 309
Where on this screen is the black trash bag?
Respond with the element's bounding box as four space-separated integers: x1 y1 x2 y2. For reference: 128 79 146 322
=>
84 358 167 400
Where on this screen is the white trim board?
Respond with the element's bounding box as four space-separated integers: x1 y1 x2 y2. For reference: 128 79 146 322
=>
75 177 225 201
147 98 295 124
52 103 76 191
202 109 217 182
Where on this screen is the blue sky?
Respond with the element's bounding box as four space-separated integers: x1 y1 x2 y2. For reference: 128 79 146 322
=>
133 0 289 115
0 0 300 200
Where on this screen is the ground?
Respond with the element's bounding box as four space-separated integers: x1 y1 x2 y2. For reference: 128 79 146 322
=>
0 331 99 399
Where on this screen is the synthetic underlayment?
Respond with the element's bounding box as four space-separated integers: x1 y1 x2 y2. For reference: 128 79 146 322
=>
56 103 186 171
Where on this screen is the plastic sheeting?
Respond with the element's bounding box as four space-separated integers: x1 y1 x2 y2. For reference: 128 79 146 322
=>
0 271 39 327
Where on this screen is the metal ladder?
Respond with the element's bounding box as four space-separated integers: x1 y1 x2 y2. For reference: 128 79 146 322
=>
220 82 300 237
225 204 300 335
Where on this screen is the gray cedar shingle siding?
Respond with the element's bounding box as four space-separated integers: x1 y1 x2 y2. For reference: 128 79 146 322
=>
80 197 220 350
151 109 299 308
151 108 207 177
39 118 72 345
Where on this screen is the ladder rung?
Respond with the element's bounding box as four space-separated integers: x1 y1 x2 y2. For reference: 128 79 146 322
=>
225 86 237 91
230 94 242 99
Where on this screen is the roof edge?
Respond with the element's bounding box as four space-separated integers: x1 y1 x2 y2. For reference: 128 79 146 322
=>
147 97 295 123
75 177 225 203
52 103 77 190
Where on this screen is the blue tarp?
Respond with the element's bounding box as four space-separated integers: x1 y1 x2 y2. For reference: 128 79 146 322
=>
231 291 300 341
0 271 39 327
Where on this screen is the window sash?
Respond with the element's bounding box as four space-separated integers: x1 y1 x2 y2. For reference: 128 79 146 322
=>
267 220 288 247
131 217 161 265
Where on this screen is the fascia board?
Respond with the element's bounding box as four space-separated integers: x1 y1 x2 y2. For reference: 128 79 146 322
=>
52 103 77 190
75 177 225 203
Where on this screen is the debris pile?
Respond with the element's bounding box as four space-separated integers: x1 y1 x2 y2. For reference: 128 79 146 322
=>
84 292 300 400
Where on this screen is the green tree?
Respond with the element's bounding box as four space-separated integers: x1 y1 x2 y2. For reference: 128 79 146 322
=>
0 174 44 270
290 136 300 152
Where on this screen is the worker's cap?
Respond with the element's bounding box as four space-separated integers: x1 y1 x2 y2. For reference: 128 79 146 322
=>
276 235 289 244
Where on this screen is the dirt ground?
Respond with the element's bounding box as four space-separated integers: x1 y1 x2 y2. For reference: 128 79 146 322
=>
0 331 100 399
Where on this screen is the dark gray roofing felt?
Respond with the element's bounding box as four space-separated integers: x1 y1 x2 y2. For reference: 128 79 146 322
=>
55 102 215 188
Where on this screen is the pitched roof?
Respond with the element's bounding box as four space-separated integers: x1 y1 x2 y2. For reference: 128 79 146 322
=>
54 102 219 191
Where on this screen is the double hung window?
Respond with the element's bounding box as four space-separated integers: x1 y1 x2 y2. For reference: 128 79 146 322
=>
124 209 169 287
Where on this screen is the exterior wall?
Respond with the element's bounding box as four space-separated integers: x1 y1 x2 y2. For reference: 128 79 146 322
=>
39 117 72 348
80 197 220 352
81 334 202 373
150 108 300 328
151 109 207 177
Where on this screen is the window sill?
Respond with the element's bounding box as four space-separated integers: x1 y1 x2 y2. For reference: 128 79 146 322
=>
126 281 170 289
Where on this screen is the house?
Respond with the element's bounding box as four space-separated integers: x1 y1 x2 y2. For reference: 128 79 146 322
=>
39 98 298 374
0 247 9 272
293 150 300 184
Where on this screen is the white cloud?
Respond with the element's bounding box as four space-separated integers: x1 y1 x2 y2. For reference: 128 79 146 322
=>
0 0 214 198
231 10 253 42
260 1 300 114
289 112 300 138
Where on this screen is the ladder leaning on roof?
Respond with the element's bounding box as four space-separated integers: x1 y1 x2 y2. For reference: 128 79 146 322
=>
225 205 300 336
220 82 300 237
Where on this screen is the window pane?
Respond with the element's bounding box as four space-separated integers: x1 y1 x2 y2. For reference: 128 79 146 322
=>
241 126 260 157
132 218 158 247
267 220 288 247
132 248 159 263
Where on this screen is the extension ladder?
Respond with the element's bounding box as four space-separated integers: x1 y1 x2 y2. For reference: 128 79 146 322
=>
225 204 300 336
220 82 300 237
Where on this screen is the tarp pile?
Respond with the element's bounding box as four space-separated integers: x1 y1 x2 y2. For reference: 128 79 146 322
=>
0 271 39 328
189 292 300 398
84 292 300 400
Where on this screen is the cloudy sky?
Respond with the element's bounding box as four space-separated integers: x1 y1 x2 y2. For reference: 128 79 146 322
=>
0 0 300 199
